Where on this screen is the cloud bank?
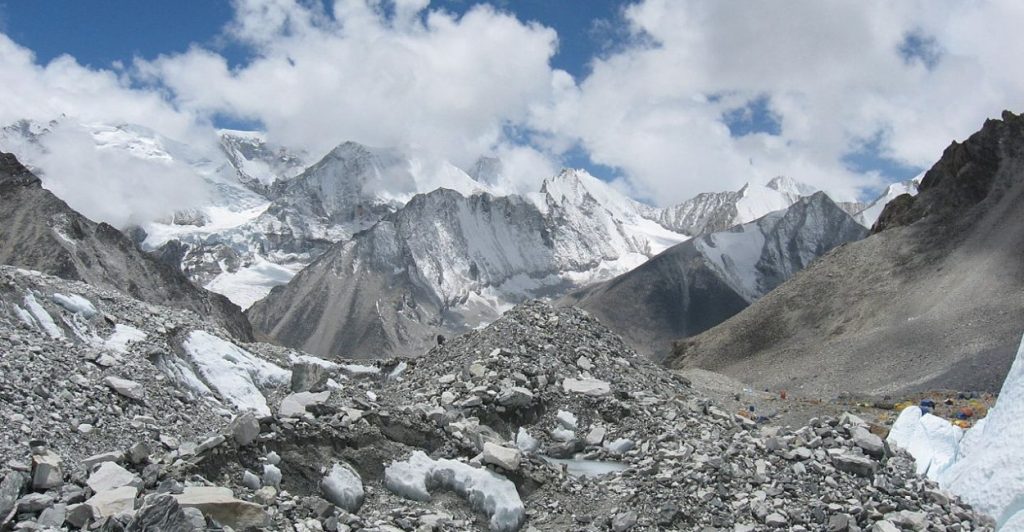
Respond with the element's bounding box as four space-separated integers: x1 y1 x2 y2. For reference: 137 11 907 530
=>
1 0 1024 225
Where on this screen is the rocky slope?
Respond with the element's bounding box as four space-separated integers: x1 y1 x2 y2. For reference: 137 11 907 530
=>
670 111 1024 397
0 269 995 530
247 168 693 359
0 152 252 340
563 192 867 360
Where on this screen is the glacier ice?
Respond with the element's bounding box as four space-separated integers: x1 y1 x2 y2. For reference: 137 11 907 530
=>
51 292 98 317
385 451 525 532
888 331 1024 529
181 330 290 417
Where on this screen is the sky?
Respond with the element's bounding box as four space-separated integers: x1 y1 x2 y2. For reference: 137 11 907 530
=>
1 0 1023 224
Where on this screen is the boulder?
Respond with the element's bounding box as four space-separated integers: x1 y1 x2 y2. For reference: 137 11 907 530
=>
482 443 522 471
16 492 55 513
172 487 269 530
496 387 534 408
86 486 139 519
103 376 145 401
290 361 330 393
850 426 885 458
31 451 63 490
0 472 27 520
562 378 611 396
832 452 877 478
126 494 195 531
87 462 142 493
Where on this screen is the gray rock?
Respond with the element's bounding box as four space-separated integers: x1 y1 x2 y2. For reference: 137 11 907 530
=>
65 503 94 529
37 503 66 528
765 512 788 528
290 361 330 393
0 472 27 520
195 435 225 454
827 514 850 531
611 511 638 531
86 486 139 519
82 452 125 470
172 487 269 530
228 412 261 446
496 387 534 407
321 463 364 513
31 451 62 490
482 443 522 471
103 376 144 401
87 462 142 493
870 521 900 532
562 377 611 396
127 442 151 465
16 493 55 514
832 452 877 477
605 438 635 455
126 494 195 532
850 426 884 457
585 426 607 446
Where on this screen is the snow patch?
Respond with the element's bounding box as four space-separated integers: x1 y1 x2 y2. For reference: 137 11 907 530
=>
204 255 302 309
104 324 148 354
385 451 525 532
23 293 62 339
51 293 98 317
181 331 290 417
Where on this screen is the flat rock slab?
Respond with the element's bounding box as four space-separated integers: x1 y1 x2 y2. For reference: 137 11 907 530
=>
173 486 269 529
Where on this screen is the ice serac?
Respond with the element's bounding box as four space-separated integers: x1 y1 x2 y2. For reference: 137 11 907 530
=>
249 169 691 359
671 111 1024 396
887 330 1024 530
656 176 815 236
563 192 867 359
0 151 253 340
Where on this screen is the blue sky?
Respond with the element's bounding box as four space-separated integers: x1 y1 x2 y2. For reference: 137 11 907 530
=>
1 0 1019 206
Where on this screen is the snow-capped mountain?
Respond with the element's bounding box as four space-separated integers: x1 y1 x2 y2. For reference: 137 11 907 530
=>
219 129 309 195
854 176 924 228
247 169 700 358
670 111 1024 398
562 192 868 359
657 176 818 236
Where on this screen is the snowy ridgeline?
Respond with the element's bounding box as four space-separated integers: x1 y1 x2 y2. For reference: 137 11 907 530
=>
887 332 1024 530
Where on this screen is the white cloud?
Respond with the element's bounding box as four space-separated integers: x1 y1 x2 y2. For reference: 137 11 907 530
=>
2 0 1024 216
527 0 1024 204
29 123 210 228
138 0 561 173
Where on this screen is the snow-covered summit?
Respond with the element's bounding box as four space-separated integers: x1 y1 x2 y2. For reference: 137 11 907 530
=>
656 176 817 236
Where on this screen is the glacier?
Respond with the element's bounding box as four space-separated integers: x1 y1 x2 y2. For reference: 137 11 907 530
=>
887 330 1024 530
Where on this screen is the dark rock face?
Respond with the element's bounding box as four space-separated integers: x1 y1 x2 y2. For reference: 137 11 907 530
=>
0 152 252 340
563 193 867 360
670 111 1024 397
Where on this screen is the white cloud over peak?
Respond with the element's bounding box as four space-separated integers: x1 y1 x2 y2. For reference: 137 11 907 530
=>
528 0 1024 204
1 0 1024 221
137 0 561 169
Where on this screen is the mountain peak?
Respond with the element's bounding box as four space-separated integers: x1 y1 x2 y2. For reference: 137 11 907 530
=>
0 152 41 188
766 175 817 196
